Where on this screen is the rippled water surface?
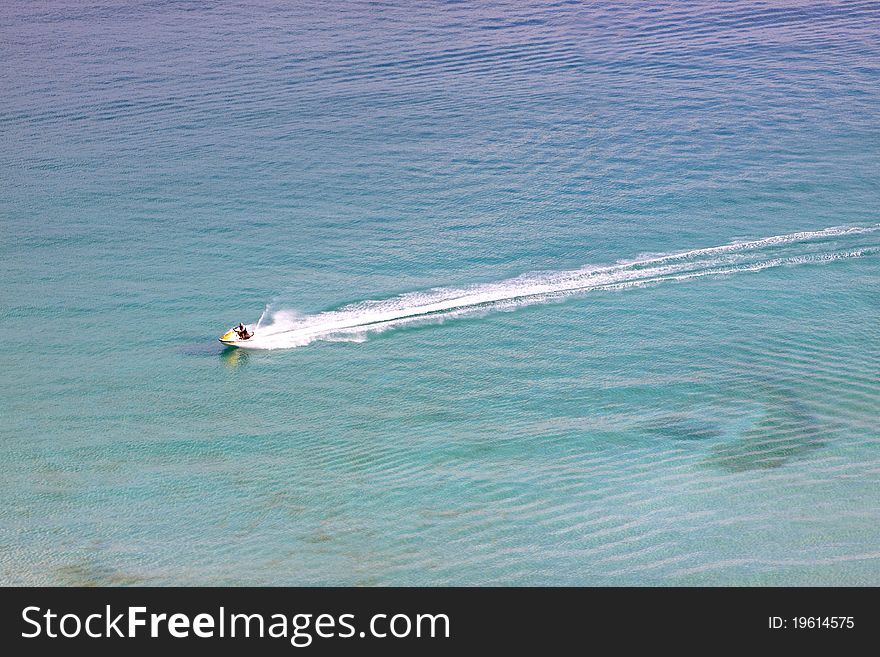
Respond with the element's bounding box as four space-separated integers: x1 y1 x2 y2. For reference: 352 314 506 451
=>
2 1 879 585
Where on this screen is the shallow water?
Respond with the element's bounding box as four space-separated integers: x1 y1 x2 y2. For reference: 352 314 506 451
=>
2 0 879 585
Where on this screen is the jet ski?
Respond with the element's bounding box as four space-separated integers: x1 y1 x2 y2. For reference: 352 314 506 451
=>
219 324 255 347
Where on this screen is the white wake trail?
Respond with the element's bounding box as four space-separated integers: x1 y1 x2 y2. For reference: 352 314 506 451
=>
243 224 879 349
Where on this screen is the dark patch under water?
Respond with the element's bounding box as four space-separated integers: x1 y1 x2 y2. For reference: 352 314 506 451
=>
177 342 228 357
640 415 723 441
706 390 827 472
55 558 146 587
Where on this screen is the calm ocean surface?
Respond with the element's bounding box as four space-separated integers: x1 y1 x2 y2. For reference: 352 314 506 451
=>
2 0 879 585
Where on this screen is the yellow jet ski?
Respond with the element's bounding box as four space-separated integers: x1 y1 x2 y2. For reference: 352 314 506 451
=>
219 323 255 347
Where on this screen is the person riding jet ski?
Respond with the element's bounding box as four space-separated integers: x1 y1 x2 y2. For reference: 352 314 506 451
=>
233 323 252 340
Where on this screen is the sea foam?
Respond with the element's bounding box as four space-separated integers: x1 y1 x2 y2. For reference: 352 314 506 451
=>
242 225 879 349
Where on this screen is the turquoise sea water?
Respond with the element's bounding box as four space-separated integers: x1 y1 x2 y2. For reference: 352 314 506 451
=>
2 1 879 585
